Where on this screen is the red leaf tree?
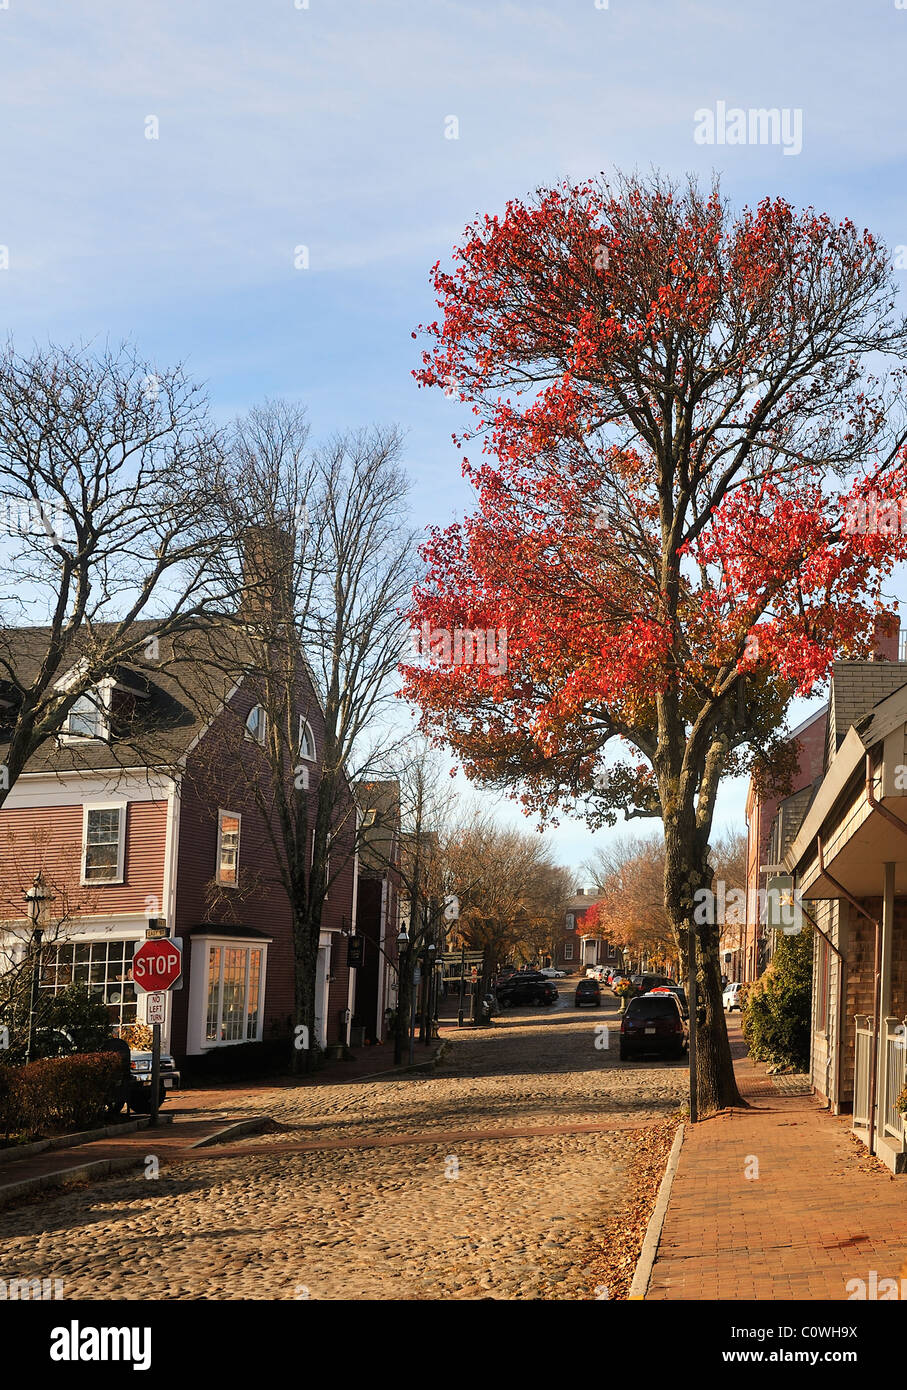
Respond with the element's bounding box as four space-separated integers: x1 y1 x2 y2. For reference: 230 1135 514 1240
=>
403 172 907 1114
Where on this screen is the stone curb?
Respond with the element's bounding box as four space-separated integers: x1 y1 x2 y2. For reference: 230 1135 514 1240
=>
0 1154 142 1210
190 1116 272 1148
0 1113 171 1168
628 1122 685 1300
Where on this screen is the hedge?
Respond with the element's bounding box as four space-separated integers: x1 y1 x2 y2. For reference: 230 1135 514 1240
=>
741 924 814 1072
0 1053 123 1140
182 1036 295 1082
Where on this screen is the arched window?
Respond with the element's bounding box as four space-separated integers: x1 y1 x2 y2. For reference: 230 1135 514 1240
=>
298 716 316 761
245 705 267 745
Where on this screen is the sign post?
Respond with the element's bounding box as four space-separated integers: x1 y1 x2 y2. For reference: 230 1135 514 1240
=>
132 937 182 1127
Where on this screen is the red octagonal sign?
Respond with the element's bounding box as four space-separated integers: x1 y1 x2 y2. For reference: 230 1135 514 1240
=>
132 939 182 993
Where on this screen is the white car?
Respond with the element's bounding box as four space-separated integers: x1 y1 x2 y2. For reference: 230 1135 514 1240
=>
723 982 743 1012
540 966 565 978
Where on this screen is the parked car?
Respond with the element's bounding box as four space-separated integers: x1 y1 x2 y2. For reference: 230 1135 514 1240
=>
574 977 602 1008
723 981 744 1012
540 966 566 978
630 973 673 994
650 983 689 1018
126 1049 181 1112
619 993 688 1061
497 972 558 1007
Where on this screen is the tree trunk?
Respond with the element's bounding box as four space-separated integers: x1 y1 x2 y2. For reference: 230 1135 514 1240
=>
292 911 320 1075
663 817 744 1115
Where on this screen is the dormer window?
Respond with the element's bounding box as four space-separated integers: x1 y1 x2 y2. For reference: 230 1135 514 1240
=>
245 705 267 745
298 717 315 761
65 690 107 741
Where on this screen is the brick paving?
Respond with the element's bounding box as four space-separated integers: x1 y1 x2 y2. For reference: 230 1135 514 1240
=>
646 1019 907 1300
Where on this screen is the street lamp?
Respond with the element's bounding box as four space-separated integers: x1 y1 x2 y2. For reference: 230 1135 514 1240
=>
24 872 55 1064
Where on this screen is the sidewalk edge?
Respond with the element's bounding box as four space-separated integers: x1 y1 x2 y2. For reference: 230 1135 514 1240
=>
628 1122 685 1300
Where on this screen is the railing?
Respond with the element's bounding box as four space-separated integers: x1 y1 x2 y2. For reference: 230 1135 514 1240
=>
853 1015 873 1129
883 1017 907 1143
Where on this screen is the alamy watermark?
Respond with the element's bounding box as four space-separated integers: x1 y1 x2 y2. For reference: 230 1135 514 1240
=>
693 882 803 933
693 101 803 157
409 621 508 676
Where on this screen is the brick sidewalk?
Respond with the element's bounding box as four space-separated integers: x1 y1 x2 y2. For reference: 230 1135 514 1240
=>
647 1020 907 1300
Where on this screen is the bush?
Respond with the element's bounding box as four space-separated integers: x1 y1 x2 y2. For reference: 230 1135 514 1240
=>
42 985 113 1054
0 1053 123 1140
742 925 814 1072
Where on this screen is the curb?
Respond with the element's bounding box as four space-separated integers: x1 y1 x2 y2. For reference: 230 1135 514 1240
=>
190 1116 272 1148
0 1154 142 1210
627 1123 685 1300
0 1113 170 1168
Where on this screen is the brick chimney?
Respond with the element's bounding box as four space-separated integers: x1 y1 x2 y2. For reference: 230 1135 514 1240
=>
239 524 294 628
871 611 900 662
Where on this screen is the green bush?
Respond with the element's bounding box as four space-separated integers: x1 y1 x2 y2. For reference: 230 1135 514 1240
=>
42 985 113 1054
0 1053 122 1140
742 925 814 1071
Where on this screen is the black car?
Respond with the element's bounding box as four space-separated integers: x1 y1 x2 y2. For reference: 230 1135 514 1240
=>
630 973 673 994
619 993 688 1060
496 972 558 1007
574 978 602 1008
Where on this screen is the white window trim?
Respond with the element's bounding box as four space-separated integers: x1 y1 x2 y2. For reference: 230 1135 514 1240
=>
245 705 267 745
186 933 271 1053
216 809 241 888
564 942 574 960
62 681 114 744
298 716 316 761
81 800 127 886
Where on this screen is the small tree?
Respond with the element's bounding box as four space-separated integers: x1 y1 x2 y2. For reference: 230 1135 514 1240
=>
742 925 814 1072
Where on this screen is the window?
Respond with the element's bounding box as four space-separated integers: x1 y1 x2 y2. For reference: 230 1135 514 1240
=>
217 811 241 886
564 942 574 960
298 717 316 761
817 935 831 1034
566 913 575 932
40 938 138 1028
245 705 267 745
205 943 265 1043
82 804 126 883
65 690 106 740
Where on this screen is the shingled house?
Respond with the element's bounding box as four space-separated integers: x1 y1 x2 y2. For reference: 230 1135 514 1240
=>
769 636 907 1172
0 620 358 1066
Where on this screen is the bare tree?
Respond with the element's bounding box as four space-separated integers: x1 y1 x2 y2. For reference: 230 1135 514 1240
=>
0 342 228 808
207 402 419 1068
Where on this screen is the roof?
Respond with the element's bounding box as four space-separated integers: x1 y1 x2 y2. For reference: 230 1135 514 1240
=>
0 618 245 778
825 661 907 769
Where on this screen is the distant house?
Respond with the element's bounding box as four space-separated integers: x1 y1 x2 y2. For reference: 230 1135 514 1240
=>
553 889 619 972
0 620 358 1065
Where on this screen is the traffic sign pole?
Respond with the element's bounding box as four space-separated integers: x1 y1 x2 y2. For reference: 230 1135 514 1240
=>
150 1023 161 1128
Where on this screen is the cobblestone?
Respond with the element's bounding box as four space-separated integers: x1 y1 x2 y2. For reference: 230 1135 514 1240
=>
0 993 686 1300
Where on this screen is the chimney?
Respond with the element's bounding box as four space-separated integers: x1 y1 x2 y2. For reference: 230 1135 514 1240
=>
239 525 294 628
871 611 900 662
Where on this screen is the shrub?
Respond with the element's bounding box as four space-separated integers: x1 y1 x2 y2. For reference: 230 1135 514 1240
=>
742 925 814 1071
42 985 113 1054
0 1053 122 1139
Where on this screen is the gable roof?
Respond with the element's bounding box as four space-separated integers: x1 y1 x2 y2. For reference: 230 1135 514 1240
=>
355 779 401 874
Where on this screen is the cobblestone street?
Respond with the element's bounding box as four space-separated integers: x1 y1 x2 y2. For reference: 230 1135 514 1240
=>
0 992 686 1300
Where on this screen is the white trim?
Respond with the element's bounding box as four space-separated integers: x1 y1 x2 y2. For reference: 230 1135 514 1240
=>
3 771 172 809
186 933 271 1055
81 801 127 885
298 716 316 761
216 808 241 887
162 778 182 931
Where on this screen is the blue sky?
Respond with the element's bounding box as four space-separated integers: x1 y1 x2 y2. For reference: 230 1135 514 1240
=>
3 0 907 878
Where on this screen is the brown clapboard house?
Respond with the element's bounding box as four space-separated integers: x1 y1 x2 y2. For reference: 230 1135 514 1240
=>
0 613 359 1067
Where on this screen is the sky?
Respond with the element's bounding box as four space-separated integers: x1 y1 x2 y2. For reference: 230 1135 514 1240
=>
3 0 907 880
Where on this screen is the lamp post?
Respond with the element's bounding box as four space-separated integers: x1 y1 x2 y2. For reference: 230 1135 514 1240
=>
394 925 410 1065
24 872 55 1064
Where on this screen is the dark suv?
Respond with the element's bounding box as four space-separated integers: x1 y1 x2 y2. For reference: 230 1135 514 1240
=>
574 978 602 1008
620 993 687 1061
497 972 558 1007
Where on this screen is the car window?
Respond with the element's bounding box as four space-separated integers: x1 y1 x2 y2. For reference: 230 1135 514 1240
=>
625 997 679 1019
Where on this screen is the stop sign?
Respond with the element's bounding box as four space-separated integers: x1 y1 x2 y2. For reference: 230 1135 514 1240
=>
132 939 182 993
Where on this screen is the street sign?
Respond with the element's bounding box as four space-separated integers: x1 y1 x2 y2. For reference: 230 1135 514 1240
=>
132 938 183 993
145 992 166 1025
145 918 168 939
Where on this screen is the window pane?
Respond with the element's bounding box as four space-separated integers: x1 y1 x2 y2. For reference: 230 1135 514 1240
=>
85 808 121 881
246 950 261 1039
39 938 141 1029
